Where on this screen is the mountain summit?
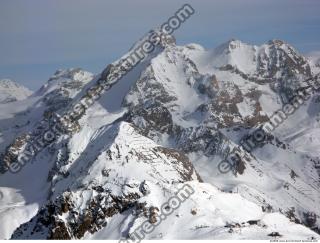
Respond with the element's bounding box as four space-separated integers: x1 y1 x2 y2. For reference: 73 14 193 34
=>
0 79 32 104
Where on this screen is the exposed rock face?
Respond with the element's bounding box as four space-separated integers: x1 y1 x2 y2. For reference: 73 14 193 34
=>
1 134 30 171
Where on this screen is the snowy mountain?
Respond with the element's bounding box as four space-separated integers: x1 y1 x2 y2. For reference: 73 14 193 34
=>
0 79 32 104
0 33 320 240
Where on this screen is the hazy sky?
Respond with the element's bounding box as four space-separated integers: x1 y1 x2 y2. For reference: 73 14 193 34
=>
0 0 320 90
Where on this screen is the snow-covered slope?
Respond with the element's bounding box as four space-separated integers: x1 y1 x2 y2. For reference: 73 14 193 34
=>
0 79 32 104
0 34 319 240
9 122 319 240
307 51 320 74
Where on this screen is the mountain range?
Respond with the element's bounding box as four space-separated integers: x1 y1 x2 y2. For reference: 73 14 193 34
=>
0 32 319 240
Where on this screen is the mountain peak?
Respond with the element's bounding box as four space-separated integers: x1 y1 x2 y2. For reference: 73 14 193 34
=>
228 38 246 45
0 79 32 104
267 39 286 46
0 79 23 89
216 39 249 52
34 68 94 97
48 68 93 83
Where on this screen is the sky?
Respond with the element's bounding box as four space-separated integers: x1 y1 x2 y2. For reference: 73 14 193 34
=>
0 0 320 90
